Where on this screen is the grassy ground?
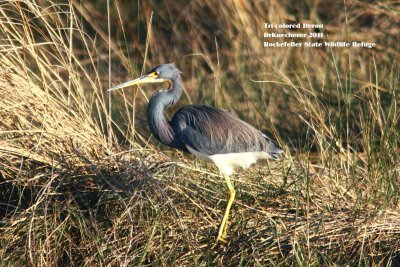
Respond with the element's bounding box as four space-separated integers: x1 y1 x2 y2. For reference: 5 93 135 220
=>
0 0 399 266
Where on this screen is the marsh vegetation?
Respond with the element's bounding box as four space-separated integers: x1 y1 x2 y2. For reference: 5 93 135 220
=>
0 1 399 265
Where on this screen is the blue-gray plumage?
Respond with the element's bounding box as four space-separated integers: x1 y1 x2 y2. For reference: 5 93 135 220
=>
109 63 283 246
144 64 282 157
171 105 282 156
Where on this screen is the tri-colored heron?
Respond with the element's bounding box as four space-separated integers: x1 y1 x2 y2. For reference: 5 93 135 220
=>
109 63 282 245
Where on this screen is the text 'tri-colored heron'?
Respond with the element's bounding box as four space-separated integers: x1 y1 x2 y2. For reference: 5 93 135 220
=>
109 63 283 246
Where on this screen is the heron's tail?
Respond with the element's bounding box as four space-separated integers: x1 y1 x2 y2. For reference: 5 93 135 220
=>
263 134 283 159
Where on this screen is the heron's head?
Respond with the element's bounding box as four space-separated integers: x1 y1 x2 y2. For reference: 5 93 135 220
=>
108 63 181 91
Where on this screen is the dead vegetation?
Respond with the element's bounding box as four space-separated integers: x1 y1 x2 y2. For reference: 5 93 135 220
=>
0 0 399 266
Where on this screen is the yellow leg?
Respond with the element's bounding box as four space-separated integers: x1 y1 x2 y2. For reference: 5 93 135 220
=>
213 174 236 246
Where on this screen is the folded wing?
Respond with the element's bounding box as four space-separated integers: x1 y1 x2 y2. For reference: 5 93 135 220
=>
170 105 282 157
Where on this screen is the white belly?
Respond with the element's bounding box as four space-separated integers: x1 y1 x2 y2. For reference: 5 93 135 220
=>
186 145 273 176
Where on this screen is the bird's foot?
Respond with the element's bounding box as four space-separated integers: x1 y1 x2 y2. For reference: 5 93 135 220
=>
211 235 228 249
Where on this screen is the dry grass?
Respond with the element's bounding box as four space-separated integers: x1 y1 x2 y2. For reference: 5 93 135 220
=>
0 0 399 266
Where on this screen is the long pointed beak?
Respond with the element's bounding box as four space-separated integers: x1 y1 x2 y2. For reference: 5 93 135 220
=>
108 74 167 91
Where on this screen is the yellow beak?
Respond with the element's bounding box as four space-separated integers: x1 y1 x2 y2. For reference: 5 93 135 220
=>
108 74 167 91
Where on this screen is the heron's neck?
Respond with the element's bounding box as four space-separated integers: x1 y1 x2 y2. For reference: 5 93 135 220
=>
147 76 185 150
